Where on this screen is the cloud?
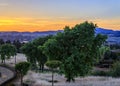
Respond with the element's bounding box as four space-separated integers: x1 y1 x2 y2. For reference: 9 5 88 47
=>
0 3 8 7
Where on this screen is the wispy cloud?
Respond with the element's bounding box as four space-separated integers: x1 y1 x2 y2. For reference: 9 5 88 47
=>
0 3 8 7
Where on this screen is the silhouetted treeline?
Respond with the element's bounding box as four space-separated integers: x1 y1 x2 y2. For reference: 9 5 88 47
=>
0 39 24 53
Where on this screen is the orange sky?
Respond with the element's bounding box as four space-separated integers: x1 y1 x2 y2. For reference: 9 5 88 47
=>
0 17 120 32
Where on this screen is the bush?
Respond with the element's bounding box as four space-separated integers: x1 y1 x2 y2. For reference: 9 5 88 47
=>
104 51 118 60
110 61 120 77
92 70 110 76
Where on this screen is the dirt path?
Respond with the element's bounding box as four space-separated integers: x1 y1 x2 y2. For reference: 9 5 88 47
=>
0 66 14 85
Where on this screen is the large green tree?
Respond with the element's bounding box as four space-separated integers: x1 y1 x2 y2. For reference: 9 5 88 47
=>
40 21 107 82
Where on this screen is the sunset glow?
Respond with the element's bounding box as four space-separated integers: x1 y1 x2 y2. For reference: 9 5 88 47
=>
0 0 120 32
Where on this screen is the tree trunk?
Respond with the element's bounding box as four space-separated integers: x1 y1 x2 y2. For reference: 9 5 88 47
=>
52 68 54 86
4 59 5 64
0 72 1 77
39 64 42 72
1 60 3 63
15 55 16 64
66 72 75 82
42 64 44 72
66 72 71 82
20 73 23 86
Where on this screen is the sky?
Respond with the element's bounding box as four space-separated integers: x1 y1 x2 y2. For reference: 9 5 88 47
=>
0 0 120 32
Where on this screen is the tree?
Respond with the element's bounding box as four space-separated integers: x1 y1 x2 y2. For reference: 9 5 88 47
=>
13 40 22 53
104 51 118 60
0 44 16 64
41 21 107 82
33 35 52 72
0 39 4 45
11 45 17 64
6 40 11 44
15 61 30 86
110 61 120 77
21 35 52 71
98 46 110 60
20 42 37 69
45 60 61 86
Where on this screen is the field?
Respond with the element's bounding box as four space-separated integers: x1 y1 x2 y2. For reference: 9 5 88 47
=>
4 53 120 86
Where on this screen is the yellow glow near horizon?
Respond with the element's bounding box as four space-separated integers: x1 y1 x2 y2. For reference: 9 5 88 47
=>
0 17 120 32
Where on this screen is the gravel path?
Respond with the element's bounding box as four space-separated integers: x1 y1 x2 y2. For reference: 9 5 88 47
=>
0 66 14 85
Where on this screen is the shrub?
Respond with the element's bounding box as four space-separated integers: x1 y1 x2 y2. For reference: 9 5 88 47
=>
110 61 120 77
92 70 110 76
104 51 118 60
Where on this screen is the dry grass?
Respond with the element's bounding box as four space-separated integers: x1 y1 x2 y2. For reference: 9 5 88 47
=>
5 53 120 86
24 71 120 86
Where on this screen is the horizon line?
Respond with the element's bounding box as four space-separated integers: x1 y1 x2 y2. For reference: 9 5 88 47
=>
0 27 120 33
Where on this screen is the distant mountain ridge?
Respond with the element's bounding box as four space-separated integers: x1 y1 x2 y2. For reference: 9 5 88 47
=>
0 30 62 42
95 28 120 44
95 28 120 37
0 28 119 44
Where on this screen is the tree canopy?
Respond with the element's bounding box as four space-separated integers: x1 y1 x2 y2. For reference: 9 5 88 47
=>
13 40 22 53
21 35 53 71
40 21 107 82
0 44 16 64
46 60 61 69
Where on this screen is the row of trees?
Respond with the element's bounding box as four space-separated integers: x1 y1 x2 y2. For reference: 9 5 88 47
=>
21 21 107 82
0 39 22 53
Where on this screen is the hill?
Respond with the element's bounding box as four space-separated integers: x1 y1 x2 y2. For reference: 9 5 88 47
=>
0 28 119 44
95 28 120 44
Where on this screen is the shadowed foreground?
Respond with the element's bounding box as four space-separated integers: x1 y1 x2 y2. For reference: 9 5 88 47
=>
0 66 15 85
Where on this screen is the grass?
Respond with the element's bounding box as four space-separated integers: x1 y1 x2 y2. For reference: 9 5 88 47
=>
91 70 110 77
